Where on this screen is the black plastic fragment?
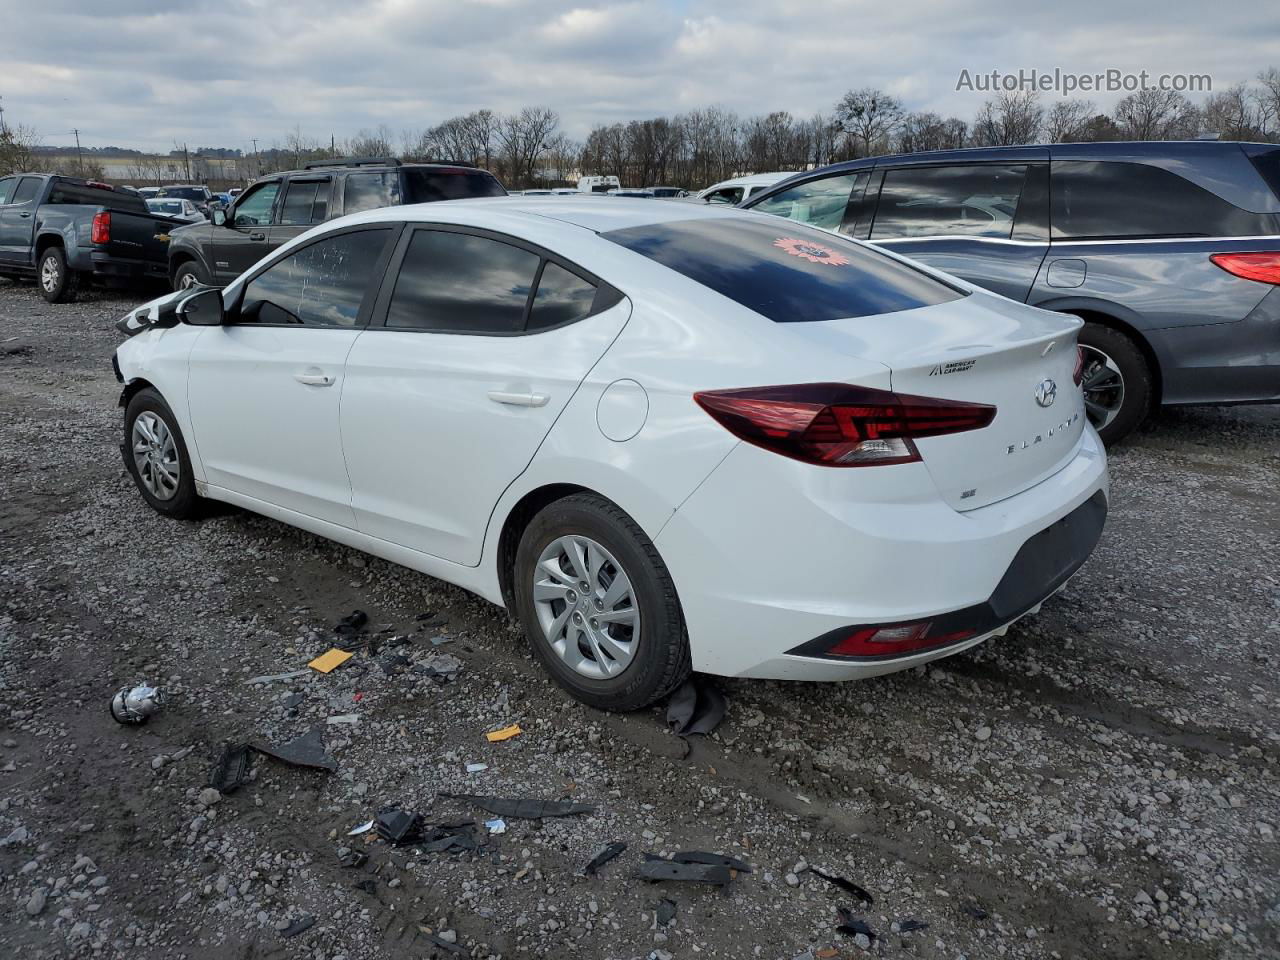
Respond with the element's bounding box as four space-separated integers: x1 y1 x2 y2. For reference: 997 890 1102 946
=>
897 918 929 933
376 809 424 845
380 653 411 676
657 850 752 873
422 931 465 955
251 726 338 772
810 866 874 905
665 676 727 737
280 915 316 938
333 609 371 650
638 858 732 886
419 819 480 854
353 877 377 894
656 898 678 926
208 742 253 794
836 907 876 940
583 841 627 876
962 903 989 920
439 793 595 819
281 692 305 711
338 850 368 868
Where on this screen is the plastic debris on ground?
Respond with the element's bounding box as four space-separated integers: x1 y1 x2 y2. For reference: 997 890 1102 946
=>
465 762 488 773
485 818 506 834
835 907 876 940
250 725 338 772
348 819 375 836
246 669 309 685
417 927 466 955
110 683 164 724
332 609 370 650
651 850 752 873
326 714 360 725
375 809 424 846
665 676 726 737
413 653 462 684
638 854 734 887
895 918 929 932
439 793 595 819
307 648 354 674
809 865 874 905
962 903 989 920
419 818 482 853
280 915 316 938
485 723 522 742
208 742 254 794
582 841 627 877
429 635 455 646
379 653 411 676
655 898 678 926
338 850 368 868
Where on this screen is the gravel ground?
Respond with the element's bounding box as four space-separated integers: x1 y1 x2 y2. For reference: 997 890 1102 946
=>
0 279 1277 960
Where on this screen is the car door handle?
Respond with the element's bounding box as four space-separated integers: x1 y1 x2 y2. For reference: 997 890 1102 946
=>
18 212 31 219
488 390 549 407
294 372 335 387
249 232 266 241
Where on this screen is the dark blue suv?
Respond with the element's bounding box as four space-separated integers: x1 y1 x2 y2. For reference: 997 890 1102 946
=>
742 142 1280 442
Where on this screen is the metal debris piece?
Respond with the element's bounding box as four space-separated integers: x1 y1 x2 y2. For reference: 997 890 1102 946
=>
250 726 338 772
110 684 164 724
439 793 595 819
638 857 732 886
897 918 929 933
665 676 726 737
208 742 253 794
836 907 876 940
810 866 874 905
280 915 316 938
246 669 309 685
583 841 627 877
655 898 678 926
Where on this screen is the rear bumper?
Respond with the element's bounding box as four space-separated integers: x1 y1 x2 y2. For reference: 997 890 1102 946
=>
655 425 1109 680
89 252 167 281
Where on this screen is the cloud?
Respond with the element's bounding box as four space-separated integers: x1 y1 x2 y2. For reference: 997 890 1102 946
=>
0 0 1273 153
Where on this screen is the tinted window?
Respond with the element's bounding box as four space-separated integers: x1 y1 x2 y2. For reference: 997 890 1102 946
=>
871 165 1026 240
240 229 391 327
403 168 506 203
11 177 41 205
159 186 206 201
345 172 398 215
233 182 279 227
386 230 540 333
605 216 962 323
705 187 743 204
1248 148 1280 201
1051 161 1280 240
751 173 867 232
0 178 14 204
280 179 329 225
529 262 597 331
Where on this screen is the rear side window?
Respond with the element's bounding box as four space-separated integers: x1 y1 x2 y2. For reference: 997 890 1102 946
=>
751 173 867 232
344 173 398 215
872 165 1026 240
1248 148 1280 201
280 179 329 225
386 230 540 333
604 216 962 323
528 262 597 331
240 228 392 327
1051 161 1280 240
11 177 41 205
403 168 506 203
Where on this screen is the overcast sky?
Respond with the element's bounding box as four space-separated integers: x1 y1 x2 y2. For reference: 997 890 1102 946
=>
2 0 1277 153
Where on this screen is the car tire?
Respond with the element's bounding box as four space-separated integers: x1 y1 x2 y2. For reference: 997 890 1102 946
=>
38 246 79 304
1077 322 1152 446
513 493 692 711
172 260 207 292
123 388 203 520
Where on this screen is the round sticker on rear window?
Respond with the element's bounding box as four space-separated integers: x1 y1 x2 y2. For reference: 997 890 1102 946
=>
773 236 851 266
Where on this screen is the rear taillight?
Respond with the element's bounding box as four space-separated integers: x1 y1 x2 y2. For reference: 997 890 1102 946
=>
826 621 976 657
693 383 996 467
1210 252 1280 285
1073 346 1085 386
91 212 111 245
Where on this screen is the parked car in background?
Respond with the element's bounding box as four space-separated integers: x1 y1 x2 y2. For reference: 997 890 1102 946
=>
166 157 507 289
228 187 243 199
695 172 796 205
212 192 233 206
0 174 173 302
522 189 553 195
157 184 214 218
742 141 1280 442
137 187 160 200
609 189 654 198
114 196 1107 710
578 175 620 193
551 188 579 195
147 197 205 223
646 186 688 198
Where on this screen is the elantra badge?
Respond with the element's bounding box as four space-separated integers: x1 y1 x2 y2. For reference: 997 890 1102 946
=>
1034 379 1057 408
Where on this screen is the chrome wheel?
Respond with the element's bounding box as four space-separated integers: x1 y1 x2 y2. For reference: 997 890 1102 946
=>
532 535 639 680
1080 345 1125 431
131 411 180 500
40 256 59 293
178 271 199 290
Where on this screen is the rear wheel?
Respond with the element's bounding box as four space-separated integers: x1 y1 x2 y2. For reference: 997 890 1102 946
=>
38 247 79 303
123 388 203 520
1077 322 1152 445
513 494 691 711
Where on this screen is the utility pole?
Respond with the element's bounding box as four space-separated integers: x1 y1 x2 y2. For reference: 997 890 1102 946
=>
250 138 259 178
182 142 191 181
0 95 7 137
72 128 83 175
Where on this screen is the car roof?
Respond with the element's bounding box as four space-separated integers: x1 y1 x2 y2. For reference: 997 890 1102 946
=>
706 172 796 190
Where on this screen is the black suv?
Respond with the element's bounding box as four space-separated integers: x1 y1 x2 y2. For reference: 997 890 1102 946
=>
166 158 507 289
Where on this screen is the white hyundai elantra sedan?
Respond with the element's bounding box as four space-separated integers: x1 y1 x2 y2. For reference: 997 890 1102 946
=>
113 197 1108 710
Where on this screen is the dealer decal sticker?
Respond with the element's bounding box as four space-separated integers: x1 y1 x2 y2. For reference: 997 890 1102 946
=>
772 236 851 266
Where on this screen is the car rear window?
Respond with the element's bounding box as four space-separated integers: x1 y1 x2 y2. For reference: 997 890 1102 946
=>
403 168 507 203
602 215 963 322
1247 147 1280 202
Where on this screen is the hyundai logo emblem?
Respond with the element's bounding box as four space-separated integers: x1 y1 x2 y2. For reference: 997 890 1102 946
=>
1034 379 1057 408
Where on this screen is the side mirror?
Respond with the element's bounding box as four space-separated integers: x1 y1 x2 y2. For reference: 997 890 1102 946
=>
177 287 224 326
212 207 227 226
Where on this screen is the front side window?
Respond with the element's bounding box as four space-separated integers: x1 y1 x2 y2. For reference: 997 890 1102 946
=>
386 230 539 333
705 187 744 205
280 179 330 225
10 177 41 206
1051 160 1280 240
871 165 1027 240
240 229 391 327
402 168 506 202
528 262 597 331
0 177 17 204
751 173 867 232
344 172 399 215
232 182 279 227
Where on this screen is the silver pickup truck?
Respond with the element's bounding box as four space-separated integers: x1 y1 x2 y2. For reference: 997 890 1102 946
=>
0 174 175 303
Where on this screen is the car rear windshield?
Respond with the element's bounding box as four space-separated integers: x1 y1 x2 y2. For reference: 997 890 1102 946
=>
159 186 206 201
602 215 963 322
1247 147 1280 202
403 168 506 203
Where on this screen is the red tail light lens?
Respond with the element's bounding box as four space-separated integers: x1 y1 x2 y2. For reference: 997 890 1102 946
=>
91 212 111 245
1210 252 1280 285
827 621 976 657
1073 346 1085 386
693 383 996 467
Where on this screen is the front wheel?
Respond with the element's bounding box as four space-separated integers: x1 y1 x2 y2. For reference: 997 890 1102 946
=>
38 247 79 303
1077 322 1153 445
172 260 207 292
123 388 204 519
513 494 691 711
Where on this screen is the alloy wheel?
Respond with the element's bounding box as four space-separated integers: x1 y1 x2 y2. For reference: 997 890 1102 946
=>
532 535 639 680
40 256 58 293
1079 344 1125 431
179 271 199 290
132 411 180 500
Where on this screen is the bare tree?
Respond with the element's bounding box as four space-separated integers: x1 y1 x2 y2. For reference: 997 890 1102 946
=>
971 91 1043 146
1255 67 1280 138
345 124 395 157
496 107 559 187
1202 84 1260 140
1044 99 1096 143
835 88 904 157
1113 89 1199 140
0 123 41 176
896 112 968 153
